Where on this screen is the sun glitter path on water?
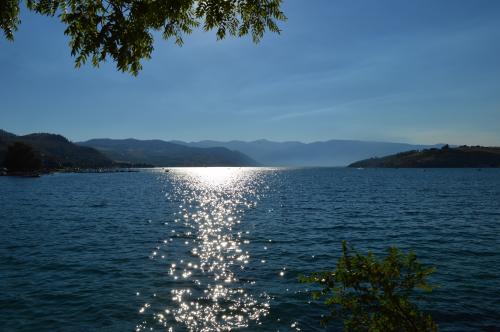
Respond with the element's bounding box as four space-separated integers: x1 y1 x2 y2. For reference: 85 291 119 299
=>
136 168 272 332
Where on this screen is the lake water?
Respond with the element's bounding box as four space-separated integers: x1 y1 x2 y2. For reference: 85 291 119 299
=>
0 168 499 331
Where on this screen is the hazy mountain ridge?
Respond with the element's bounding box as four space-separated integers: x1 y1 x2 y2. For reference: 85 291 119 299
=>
2 129 454 168
0 130 113 169
78 138 258 167
175 139 445 166
349 145 500 168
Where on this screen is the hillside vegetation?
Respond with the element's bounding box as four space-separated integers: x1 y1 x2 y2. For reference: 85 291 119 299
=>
349 145 500 168
78 138 258 167
0 130 113 169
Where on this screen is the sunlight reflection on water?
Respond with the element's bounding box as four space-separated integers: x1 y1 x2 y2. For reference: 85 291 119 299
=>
136 168 275 332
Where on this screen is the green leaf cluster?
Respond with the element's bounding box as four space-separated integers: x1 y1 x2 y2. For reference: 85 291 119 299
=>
300 241 438 332
1 0 286 75
0 0 20 40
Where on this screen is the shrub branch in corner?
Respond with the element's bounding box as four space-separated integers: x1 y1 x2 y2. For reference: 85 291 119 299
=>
300 241 437 331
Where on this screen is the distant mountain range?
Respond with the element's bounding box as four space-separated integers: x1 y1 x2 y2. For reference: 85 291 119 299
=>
2 129 455 168
0 129 113 169
78 138 258 167
173 139 444 166
1 130 258 169
349 145 500 168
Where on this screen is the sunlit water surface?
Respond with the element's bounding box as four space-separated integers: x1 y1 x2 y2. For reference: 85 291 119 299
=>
136 168 273 331
1 168 499 331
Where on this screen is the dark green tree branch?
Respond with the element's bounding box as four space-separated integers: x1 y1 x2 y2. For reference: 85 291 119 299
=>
1 0 286 75
1 0 20 40
300 241 438 331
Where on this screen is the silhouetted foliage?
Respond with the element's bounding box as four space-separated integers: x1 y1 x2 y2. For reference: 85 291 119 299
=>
4 142 42 172
300 241 437 331
1 0 286 75
0 0 19 40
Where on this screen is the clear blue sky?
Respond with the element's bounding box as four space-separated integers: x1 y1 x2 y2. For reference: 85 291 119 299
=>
1 0 499 145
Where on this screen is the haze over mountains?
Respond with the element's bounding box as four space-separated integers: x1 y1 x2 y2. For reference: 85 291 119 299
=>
174 139 444 166
2 129 450 168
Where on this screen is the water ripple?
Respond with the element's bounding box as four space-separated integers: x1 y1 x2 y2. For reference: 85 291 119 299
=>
136 168 274 332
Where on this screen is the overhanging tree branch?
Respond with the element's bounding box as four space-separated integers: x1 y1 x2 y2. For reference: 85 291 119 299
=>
1 0 286 75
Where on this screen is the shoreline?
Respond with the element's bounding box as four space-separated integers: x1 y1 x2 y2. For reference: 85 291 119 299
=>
0 167 147 177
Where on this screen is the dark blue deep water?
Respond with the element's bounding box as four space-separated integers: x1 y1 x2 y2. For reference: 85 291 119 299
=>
1 168 499 331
